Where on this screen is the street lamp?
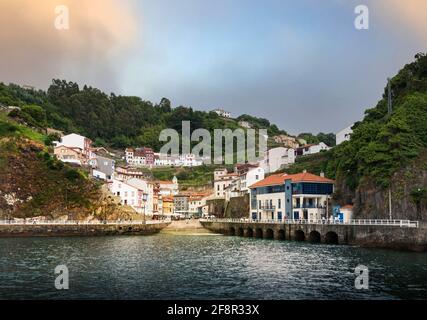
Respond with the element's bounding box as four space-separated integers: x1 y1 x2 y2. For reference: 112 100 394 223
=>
142 193 148 224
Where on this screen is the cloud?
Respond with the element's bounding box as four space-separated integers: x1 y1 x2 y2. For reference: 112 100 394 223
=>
0 0 137 91
373 0 427 42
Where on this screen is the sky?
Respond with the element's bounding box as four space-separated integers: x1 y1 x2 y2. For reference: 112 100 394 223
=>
1 0 427 134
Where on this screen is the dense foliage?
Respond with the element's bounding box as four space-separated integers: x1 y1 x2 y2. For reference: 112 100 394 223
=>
0 80 296 151
288 53 427 189
297 132 336 147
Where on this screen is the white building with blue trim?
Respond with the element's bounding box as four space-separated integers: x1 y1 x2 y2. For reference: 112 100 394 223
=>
249 171 334 221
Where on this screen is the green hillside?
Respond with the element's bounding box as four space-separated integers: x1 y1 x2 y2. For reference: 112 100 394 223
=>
0 113 134 220
285 53 427 219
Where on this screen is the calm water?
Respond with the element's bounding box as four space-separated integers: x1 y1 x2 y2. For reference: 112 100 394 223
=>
0 233 426 300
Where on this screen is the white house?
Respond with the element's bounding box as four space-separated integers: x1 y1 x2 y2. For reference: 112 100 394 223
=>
157 176 179 196
153 153 204 167
249 171 335 221
55 133 93 159
213 108 231 118
218 164 265 200
126 178 154 216
258 147 295 174
338 205 354 222
109 178 152 215
307 142 330 154
295 142 330 157
92 156 115 181
241 165 264 193
179 154 203 167
336 124 354 145
238 120 252 129
214 168 239 198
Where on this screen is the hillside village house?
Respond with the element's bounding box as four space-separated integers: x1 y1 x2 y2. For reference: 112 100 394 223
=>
91 156 115 181
155 177 179 196
154 154 177 167
125 147 155 166
238 120 252 129
223 164 265 200
173 192 213 216
114 166 151 181
188 194 209 216
161 196 174 215
249 171 334 221
54 145 86 166
295 142 330 157
154 153 204 167
258 147 295 174
53 133 94 165
55 133 93 159
212 108 231 118
214 168 239 198
336 124 354 145
174 194 189 215
273 135 300 149
109 178 152 216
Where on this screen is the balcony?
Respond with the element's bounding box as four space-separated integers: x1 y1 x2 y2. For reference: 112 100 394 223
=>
259 205 276 211
294 205 326 209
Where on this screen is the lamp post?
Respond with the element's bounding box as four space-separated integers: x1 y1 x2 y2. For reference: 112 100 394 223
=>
142 193 148 224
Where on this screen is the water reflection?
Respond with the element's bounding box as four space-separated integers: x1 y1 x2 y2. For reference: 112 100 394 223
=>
0 234 426 299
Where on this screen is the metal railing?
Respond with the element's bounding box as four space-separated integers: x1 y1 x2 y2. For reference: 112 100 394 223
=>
200 218 419 228
0 220 167 225
259 205 276 211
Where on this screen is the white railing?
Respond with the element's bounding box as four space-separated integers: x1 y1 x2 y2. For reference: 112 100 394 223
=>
0 220 168 226
200 218 419 228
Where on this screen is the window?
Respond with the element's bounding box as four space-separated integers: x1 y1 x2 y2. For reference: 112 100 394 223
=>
278 198 281 209
255 175 259 180
124 191 128 197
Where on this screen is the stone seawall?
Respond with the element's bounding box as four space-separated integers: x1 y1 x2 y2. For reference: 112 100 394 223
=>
200 221 427 252
0 222 170 237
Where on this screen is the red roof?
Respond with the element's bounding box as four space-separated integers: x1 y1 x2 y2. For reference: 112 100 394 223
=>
249 172 334 188
158 180 174 185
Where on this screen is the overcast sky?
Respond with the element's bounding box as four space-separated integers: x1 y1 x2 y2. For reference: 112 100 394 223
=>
1 0 427 134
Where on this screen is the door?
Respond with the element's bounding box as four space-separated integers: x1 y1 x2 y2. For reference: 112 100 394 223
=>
303 210 308 220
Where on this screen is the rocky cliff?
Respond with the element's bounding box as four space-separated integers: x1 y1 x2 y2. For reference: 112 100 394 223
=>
0 137 134 221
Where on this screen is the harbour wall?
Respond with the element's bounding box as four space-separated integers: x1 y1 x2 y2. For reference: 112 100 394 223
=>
200 220 427 252
0 222 170 237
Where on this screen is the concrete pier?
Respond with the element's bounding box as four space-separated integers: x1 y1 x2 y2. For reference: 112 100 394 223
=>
200 220 427 252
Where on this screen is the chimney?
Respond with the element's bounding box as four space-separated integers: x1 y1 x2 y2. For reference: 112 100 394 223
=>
303 169 307 173
320 172 325 177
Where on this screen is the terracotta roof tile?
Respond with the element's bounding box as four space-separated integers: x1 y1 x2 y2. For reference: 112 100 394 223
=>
249 172 334 188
